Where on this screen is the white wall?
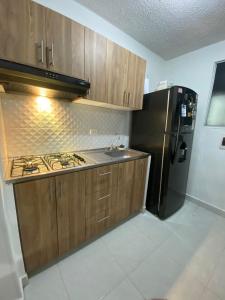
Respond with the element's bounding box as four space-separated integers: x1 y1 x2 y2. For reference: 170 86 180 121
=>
164 40 225 212
0 101 24 300
34 0 165 92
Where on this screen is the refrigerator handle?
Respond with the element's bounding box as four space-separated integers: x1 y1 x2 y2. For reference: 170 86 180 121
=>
171 115 181 164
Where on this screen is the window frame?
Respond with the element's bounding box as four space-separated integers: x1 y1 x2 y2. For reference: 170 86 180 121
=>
205 59 225 127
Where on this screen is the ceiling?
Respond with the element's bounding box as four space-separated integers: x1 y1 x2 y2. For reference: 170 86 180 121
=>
75 0 225 59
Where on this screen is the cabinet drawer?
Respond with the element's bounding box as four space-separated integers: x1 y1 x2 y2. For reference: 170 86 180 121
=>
86 193 112 219
85 164 118 197
86 211 111 240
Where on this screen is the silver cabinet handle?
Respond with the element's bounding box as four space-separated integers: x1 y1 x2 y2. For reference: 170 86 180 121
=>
37 40 44 64
99 172 111 176
128 92 131 105
97 194 111 201
123 91 127 106
97 215 110 223
47 42 54 67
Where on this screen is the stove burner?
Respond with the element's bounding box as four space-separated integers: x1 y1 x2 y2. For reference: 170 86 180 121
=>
11 156 49 178
23 165 38 172
60 160 69 167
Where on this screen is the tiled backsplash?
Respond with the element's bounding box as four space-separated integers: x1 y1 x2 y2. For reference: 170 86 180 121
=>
0 94 130 157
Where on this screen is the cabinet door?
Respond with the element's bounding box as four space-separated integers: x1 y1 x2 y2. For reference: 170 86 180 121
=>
14 177 58 274
45 8 84 78
56 171 86 256
134 56 146 109
111 160 135 224
85 28 107 102
106 40 129 106
131 158 148 214
126 52 146 109
0 0 46 67
125 51 137 108
85 164 118 240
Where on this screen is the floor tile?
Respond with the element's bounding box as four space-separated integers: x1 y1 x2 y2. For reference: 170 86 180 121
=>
129 248 184 299
58 239 126 300
131 212 174 247
166 270 205 300
207 249 225 300
24 201 225 300
24 265 69 300
102 219 160 274
102 279 144 300
201 288 223 300
154 234 194 267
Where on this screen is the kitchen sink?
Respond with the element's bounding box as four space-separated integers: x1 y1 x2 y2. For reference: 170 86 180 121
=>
104 150 132 158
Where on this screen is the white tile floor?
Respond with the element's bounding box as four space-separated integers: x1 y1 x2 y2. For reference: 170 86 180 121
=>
24 201 225 300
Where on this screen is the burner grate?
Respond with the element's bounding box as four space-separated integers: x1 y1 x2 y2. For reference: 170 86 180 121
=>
11 156 49 178
44 152 86 171
10 152 89 178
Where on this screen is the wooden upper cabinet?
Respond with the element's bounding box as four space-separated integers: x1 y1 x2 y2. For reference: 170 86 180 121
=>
45 8 84 78
56 171 86 256
126 52 146 109
106 40 129 106
131 158 148 214
125 51 137 108
14 177 58 274
85 28 107 102
0 0 46 67
105 40 146 109
134 56 146 109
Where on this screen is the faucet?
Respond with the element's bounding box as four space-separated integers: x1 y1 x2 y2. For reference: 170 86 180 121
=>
108 135 125 151
108 134 120 151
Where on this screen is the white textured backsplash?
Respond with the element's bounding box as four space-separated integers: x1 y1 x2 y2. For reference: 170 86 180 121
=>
0 94 130 157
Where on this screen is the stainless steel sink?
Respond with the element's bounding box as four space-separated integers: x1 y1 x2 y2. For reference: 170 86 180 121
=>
104 150 132 158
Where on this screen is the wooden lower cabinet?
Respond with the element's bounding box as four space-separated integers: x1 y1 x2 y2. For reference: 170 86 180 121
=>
56 172 86 256
110 160 135 224
131 158 148 214
85 164 118 239
14 157 148 274
14 177 58 274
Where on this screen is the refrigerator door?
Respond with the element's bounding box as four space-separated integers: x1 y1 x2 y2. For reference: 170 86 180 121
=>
130 89 171 214
158 132 194 219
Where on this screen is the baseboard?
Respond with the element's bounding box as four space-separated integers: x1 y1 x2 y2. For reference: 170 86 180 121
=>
20 273 28 288
186 194 225 218
17 275 24 300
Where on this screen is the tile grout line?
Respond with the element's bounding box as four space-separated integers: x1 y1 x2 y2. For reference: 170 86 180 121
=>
57 263 72 300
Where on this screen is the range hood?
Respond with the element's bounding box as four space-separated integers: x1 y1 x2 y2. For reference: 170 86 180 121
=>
0 59 90 100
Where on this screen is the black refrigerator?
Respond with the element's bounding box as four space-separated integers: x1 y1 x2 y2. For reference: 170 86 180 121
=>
130 86 198 219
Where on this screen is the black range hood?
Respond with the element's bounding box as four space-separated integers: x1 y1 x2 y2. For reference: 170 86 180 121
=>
0 59 90 100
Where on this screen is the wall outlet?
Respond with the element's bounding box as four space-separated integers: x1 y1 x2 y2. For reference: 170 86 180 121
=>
89 129 98 135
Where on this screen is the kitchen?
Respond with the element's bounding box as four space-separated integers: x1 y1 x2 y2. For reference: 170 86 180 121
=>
0 0 225 300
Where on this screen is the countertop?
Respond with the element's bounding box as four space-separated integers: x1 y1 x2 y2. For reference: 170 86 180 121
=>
5 148 149 184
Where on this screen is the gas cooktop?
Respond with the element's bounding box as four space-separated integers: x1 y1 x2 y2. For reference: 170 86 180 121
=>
10 152 91 178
